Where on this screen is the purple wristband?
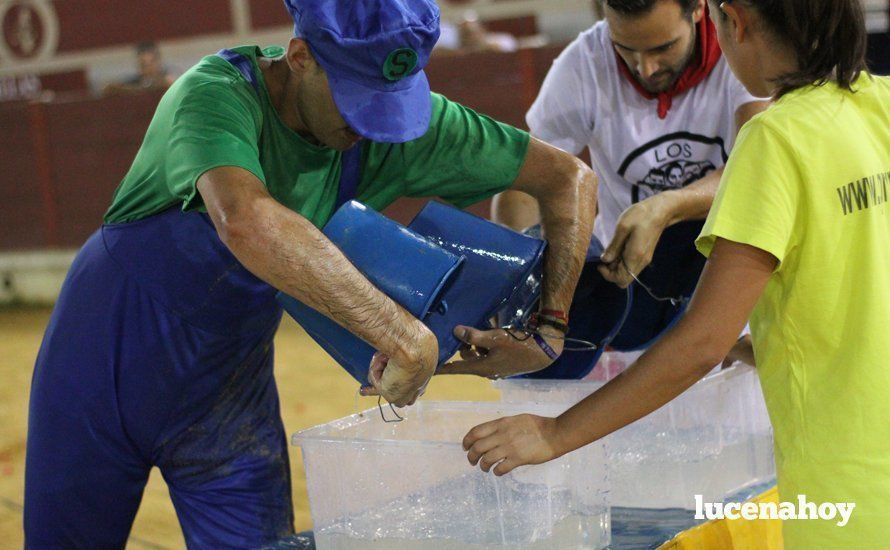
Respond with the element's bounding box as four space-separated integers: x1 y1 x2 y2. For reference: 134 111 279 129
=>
533 333 559 361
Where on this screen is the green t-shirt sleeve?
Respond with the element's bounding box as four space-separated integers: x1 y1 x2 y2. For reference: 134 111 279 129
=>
364 94 530 209
165 72 265 212
696 119 802 267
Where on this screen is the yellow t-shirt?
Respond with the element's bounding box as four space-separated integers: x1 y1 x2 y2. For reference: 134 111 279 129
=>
697 75 890 548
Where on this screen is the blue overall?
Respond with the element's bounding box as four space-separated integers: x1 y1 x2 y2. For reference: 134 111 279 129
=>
24 50 358 549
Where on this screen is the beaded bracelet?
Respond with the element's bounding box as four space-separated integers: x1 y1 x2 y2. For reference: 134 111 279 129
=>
529 312 569 334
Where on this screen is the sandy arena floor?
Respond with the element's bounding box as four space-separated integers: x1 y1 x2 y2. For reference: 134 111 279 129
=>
0 307 499 548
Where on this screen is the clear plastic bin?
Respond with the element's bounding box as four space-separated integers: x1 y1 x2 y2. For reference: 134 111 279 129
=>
581 350 643 382
294 401 610 549
494 364 775 509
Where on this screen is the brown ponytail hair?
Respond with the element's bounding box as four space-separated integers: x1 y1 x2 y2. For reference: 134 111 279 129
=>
725 0 869 96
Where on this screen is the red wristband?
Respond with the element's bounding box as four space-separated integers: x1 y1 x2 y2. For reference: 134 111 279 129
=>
539 309 569 322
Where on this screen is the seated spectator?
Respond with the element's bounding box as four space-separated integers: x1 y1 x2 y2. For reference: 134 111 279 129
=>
436 12 527 54
104 42 177 94
458 12 519 52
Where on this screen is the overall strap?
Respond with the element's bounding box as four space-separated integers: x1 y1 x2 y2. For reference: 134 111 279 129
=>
216 48 261 94
336 145 363 210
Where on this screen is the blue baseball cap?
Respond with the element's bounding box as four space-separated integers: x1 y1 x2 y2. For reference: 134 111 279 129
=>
283 0 440 143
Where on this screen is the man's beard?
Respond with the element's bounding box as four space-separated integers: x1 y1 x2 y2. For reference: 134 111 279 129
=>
635 21 698 94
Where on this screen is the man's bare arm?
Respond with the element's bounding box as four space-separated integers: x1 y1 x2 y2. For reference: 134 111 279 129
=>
441 138 596 379
642 100 771 225
656 100 770 222
599 100 771 286
197 166 437 405
509 137 597 314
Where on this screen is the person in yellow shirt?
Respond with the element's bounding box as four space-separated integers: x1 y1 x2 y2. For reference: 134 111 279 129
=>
458 0 890 546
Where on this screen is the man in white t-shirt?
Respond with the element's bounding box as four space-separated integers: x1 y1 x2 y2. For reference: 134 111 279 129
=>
495 0 767 289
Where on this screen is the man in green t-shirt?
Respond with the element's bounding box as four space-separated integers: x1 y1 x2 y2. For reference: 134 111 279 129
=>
24 0 595 547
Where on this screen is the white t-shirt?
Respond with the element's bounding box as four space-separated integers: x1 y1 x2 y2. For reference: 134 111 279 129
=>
527 21 760 246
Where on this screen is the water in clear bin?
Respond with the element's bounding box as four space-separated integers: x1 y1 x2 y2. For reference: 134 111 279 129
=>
297 402 610 549
314 471 610 549
493 365 776 510
606 424 775 509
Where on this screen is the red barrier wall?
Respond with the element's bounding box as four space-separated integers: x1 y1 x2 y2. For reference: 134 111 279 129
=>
0 46 564 250
52 3 232 53
1 101 48 249
1 91 163 249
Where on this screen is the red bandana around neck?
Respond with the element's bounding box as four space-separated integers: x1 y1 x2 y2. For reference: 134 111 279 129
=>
614 10 722 119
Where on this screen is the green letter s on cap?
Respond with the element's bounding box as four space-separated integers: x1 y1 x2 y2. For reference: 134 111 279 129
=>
383 48 418 81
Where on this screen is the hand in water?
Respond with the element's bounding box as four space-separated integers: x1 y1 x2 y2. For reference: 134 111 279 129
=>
463 414 564 475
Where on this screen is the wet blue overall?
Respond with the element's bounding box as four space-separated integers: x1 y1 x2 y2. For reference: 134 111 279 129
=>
24 50 357 549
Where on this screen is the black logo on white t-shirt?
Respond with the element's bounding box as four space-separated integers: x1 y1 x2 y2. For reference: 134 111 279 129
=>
618 132 728 203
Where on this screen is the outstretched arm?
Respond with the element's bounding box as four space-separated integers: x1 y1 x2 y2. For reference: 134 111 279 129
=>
512 137 596 316
197 166 438 406
462 237 775 474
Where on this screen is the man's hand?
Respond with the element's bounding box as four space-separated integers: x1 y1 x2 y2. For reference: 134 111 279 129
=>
463 414 564 476
598 196 672 288
364 327 438 407
438 325 564 379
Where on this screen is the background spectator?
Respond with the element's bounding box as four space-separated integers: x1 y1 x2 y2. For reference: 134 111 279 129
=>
104 41 177 94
